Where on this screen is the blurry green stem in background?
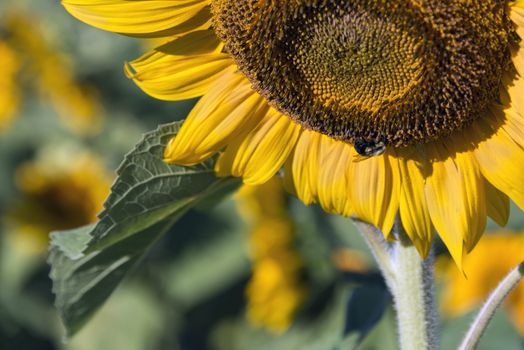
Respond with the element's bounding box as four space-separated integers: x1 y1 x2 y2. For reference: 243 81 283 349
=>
353 219 439 350
459 262 524 350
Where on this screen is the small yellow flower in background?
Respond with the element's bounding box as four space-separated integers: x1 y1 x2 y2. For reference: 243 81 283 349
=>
62 0 524 270
237 177 307 333
5 148 112 253
0 40 21 132
3 13 103 135
438 232 524 335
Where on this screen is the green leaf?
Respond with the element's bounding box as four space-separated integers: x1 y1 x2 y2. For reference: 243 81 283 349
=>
48 121 241 337
89 121 240 251
51 224 96 260
344 284 389 343
66 282 167 350
354 307 399 350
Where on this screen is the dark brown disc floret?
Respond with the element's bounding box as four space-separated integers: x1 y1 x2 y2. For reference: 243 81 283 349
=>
211 0 518 150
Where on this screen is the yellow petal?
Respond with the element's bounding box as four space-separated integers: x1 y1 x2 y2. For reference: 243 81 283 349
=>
513 0 524 9
316 137 353 216
504 72 524 130
62 0 211 37
501 108 524 148
475 116 524 210
496 94 524 153
512 50 524 79
215 108 300 185
511 6 524 75
424 143 486 270
134 29 223 58
164 73 266 165
125 32 233 100
511 5 524 32
397 149 434 258
384 154 402 240
484 179 510 227
289 130 321 205
347 151 399 237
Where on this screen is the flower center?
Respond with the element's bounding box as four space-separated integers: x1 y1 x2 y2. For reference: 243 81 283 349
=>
212 0 517 152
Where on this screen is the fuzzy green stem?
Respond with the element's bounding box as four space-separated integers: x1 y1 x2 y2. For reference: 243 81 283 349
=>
353 219 439 350
458 262 524 350
392 229 439 350
352 219 395 290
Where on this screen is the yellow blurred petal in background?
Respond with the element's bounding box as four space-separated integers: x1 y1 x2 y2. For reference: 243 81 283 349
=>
236 177 307 333
0 40 21 132
438 231 524 335
5 14 103 135
5 148 112 253
331 248 370 274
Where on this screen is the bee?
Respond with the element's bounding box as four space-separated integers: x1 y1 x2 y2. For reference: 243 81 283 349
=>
353 139 387 161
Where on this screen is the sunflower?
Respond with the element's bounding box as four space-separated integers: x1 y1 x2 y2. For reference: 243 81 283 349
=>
5 150 112 252
438 231 524 335
236 177 306 333
63 0 524 269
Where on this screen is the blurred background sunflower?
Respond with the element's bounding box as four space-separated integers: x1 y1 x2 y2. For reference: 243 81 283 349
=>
5 148 112 253
236 178 307 333
438 230 524 337
0 0 524 349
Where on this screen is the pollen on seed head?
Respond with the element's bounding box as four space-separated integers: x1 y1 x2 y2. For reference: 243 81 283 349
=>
211 0 518 148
